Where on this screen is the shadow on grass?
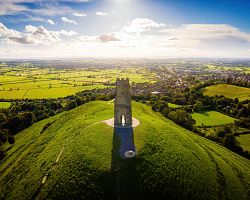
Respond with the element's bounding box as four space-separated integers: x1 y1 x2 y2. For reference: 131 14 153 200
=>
200 112 209 116
111 127 140 200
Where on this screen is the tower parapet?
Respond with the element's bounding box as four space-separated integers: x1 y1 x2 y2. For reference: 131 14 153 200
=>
116 78 129 85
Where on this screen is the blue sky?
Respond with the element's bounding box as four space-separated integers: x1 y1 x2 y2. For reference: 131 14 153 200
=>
0 0 250 58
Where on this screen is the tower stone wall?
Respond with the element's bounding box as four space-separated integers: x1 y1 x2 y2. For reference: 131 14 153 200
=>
114 78 132 127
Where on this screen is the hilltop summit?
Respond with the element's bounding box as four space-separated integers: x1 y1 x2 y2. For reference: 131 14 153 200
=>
0 101 249 200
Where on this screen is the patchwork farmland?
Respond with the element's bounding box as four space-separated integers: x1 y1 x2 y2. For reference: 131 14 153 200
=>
0 66 156 99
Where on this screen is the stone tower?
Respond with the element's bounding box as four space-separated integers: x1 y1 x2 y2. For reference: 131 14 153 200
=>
114 78 132 127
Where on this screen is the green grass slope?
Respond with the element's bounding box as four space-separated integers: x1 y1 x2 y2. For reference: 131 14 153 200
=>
192 111 236 126
204 84 250 101
236 134 250 152
0 101 249 200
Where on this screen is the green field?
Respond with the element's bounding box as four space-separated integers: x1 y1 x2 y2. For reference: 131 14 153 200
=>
0 102 11 108
204 84 250 101
192 111 236 126
207 64 250 74
0 101 249 199
168 103 182 108
0 84 108 99
0 67 156 99
236 134 250 151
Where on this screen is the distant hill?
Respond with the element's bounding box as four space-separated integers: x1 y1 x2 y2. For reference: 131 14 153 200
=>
0 101 249 200
204 84 250 101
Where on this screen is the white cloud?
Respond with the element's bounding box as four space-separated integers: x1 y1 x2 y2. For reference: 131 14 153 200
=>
32 6 73 16
47 19 55 25
23 15 45 22
24 25 78 38
0 24 78 45
96 33 120 43
123 18 165 33
96 11 108 16
0 0 90 16
0 23 21 37
22 26 60 44
60 0 90 2
68 22 250 58
8 36 35 44
59 30 78 37
1 19 250 58
160 24 250 49
0 1 28 15
72 12 87 17
61 17 77 25
78 35 95 42
25 25 37 33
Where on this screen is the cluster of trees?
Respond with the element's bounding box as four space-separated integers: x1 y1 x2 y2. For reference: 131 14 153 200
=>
150 99 195 131
226 76 250 88
164 84 250 120
0 99 64 160
236 117 250 129
75 89 114 102
64 93 111 111
194 95 250 119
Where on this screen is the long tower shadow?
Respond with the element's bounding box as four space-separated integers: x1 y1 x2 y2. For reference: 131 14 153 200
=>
111 127 140 200
114 126 135 158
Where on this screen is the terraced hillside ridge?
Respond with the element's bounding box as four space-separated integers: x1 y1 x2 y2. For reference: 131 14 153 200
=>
0 101 249 200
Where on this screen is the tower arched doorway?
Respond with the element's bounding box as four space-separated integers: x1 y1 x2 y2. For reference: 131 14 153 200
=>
121 114 126 126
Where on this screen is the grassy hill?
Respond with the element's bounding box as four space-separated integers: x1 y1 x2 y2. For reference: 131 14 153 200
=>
0 101 249 200
204 84 250 101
